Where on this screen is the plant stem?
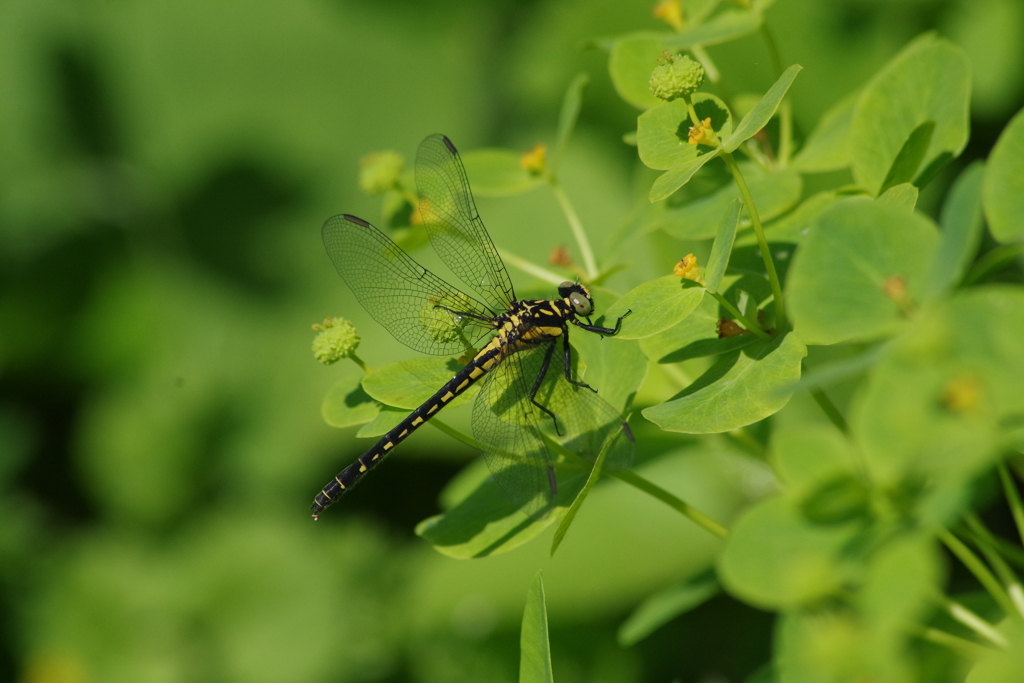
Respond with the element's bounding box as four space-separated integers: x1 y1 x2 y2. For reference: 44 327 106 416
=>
759 21 792 165
428 418 481 450
690 45 720 83
998 462 1024 547
349 354 372 373
935 595 1009 648
432 416 728 539
547 179 598 280
498 247 565 286
908 625 996 660
725 428 767 460
721 153 787 329
964 513 1024 617
939 528 1018 617
807 382 849 434
608 469 728 539
707 290 769 339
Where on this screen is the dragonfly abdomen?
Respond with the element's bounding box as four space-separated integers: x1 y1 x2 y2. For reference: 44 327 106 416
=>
310 344 501 519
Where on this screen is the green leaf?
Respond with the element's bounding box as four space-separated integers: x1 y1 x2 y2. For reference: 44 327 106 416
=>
705 198 743 292
768 423 860 494
550 424 616 556
860 539 940 642
925 161 985 298
876 182 918 211
787 198 940 345
461 148 543 197
638 289 760 364
321 365 380 428
717 496 859 609
791 92 856 172
655 166 802 240
966 620 1024 683
661 9 761 49
722 64 802 153
982 106 1024 243
570 329 648 413
354 405 409 438
617 571 719 647
603 276 705 340
552 73 588 172
520 572 554 683
744 190 842 245
608 34 670 110
850 34 970 195
637 93 732 170
642 332 806 433
649 153 721 202
851 287 1024 524
416 470 587 558
362 357 477 410
877 120 934 195
607 13 760 110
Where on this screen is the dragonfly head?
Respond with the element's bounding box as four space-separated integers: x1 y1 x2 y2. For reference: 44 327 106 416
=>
558 281 594 317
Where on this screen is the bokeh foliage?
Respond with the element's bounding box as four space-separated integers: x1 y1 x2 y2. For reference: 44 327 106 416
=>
2 1 1024 682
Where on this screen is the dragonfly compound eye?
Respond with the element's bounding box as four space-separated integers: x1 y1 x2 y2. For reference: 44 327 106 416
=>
570 293 593 316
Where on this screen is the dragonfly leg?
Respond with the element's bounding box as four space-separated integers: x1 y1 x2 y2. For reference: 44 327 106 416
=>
561 323 597 393
528 341 562 435
575 309 633 336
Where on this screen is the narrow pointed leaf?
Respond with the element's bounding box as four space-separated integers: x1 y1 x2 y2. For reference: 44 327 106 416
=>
925 161 985 298
705 199 742 292
618 572 719 647
723 65 802 152
520 573 554 683
552 73 588 172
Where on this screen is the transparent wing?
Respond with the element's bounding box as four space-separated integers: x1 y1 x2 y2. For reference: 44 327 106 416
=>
472 343 635 517
416 134 516 312
322 213 494 356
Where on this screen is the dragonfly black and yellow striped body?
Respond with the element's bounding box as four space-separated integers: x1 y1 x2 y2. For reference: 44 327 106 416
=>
312 135 633 520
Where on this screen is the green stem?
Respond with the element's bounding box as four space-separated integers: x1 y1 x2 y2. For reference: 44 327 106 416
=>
497 247 565 286
608 469 728 539
707 290 769 339
964 514 1024 617
548 179 598 280
428 418 481 450
999 462 1024 547
432 416 727 539
759 21 792 166
690 45 720 83
721 153 787 329
935 594 1009 648
939 528 1018 617
803 375 849 434
725 428 767 460
660 363 693 390
908 625 997 660
348 354 372 373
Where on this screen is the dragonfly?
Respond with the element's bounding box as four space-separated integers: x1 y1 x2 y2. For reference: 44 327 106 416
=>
311 134 633 520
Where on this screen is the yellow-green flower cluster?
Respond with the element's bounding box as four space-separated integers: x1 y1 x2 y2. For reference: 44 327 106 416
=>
312 317 360 365
649 53 705 102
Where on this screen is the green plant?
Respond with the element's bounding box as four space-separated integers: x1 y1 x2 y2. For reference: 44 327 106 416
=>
318 1 1024 680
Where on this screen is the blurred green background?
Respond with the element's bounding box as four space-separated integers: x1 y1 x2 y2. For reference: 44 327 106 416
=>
1 1 1022 682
